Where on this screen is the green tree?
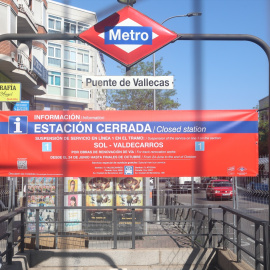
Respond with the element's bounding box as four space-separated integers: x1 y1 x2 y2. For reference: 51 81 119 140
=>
107 58 180 110
258 110 268 156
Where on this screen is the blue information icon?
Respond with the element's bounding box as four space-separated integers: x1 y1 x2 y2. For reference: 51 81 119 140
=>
42 142 52 152
195 141 205 151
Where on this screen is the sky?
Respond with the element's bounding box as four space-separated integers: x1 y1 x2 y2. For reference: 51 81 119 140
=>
54 0 270 110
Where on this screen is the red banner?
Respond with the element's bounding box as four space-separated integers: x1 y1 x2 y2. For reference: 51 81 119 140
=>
0 110 258 177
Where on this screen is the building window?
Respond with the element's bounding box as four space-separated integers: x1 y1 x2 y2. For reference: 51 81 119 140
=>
64 19 76 43
77 75 90 99
50 105 63 111
48 15 62 33
63 73 76 97
69 107 81 110
64 73 76 88
35 103 44 110
77 49 89 72
64 46 76 70
49 71 61 86
48 43 61 67
78 23 89 44
48 71 61 95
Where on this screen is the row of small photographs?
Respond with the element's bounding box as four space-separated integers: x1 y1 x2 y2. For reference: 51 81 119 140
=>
64 194 143 207
28 177 56 185
28 186 55 193
67 177 143 192
27 195 55 206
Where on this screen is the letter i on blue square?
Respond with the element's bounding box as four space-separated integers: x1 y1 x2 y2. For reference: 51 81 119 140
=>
195 141 205 151
42 142 52 152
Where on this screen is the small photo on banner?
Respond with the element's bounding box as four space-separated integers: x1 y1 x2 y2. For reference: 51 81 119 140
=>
86 194 113 207
86 177 113 192
64 194 82 232
68 194 78 207
116 177 143 192
64 177 82 193
116 194 143 207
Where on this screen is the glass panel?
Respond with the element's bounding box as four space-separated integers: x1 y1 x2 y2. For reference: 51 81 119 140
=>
64 61 76 70
77 53 83 63
55 76 61 86
48 86 61 95
83 54 89 63
48 19 54 29
71 24 76 33
56 21 61 31
64 22 70 32
55 48 61 58
48 47 54 57
64 50 69 59
77 63 89 72
48 58 61 67
49 75 54 85
77 78 82 89
77 90 89 99
64 77 69 87
49 71 61 76
70 51 76 61
63 88 76 97
70 78 76 88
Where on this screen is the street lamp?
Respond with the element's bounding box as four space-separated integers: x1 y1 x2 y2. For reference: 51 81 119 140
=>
117 0 136 6
153 12 202 110
153 12 201 221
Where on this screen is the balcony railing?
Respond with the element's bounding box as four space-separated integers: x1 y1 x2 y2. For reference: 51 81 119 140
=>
17 50 31 71
18 0 36 26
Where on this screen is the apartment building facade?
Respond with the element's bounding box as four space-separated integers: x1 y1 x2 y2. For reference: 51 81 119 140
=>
35 0 106 111
0 0 48 111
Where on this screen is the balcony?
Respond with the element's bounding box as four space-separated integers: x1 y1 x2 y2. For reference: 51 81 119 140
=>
0 43 46 96
17 0 37 33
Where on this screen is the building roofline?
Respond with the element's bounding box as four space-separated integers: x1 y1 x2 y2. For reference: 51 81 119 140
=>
48 0 97 18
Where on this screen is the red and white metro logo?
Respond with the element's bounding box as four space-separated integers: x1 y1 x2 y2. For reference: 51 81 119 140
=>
79 6 178 67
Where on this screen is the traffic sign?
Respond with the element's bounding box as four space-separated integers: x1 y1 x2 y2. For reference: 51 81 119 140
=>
78 6 178 67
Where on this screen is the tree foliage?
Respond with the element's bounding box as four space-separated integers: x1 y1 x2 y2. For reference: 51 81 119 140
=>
258 110 268 156
107 58 180 110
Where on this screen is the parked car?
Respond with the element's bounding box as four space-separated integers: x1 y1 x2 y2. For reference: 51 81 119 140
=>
171 181 200 194
246 182 269 196
206 179 233 200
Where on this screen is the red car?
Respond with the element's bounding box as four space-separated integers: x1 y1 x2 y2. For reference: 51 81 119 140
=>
206 179 233 200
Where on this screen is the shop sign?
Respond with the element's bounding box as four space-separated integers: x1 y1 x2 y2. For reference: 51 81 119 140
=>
0 83 21 102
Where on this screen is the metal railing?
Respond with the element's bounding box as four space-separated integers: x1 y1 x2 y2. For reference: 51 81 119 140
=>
0 204 269 270
0 208 25 265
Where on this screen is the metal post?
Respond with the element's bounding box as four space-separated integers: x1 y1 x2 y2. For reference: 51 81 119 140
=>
12 178 15 211
8 177 12 212
236 215 241 262
263 222 269 270
255 223 260 270
35 209 39 250
6 217 13 264
131 208 136 249
223 209 228 250
208 207 212 248
113 208 117 249
20 211 25 253
232 177 236 253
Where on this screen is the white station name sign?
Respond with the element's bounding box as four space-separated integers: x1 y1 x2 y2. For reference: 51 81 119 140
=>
82 76 174 89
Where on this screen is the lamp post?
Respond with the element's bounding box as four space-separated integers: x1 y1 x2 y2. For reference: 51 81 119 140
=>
117 0 136 7
153 13 201 221
153 12 202 110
